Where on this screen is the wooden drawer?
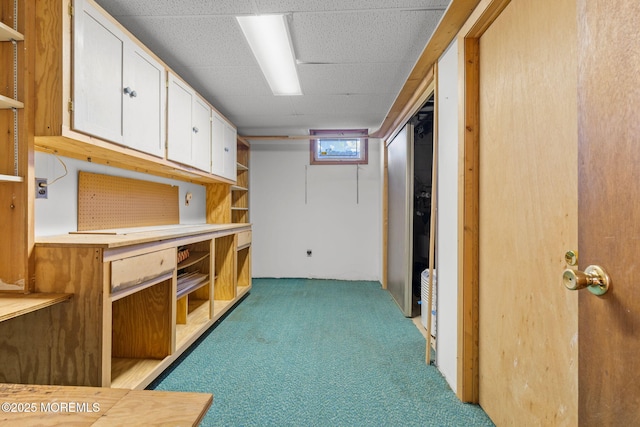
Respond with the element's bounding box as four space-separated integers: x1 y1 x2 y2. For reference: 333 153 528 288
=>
237 230 251 250
111 248 176 293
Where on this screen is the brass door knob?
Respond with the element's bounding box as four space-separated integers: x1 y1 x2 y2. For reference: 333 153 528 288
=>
562 265 610 296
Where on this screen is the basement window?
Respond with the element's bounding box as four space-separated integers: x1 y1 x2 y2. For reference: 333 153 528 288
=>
310 129 368 165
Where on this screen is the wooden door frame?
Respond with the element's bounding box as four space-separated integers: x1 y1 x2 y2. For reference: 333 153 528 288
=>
455 0 511 403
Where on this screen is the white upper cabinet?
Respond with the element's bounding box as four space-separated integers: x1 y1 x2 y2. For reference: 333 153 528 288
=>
191 96 213 172
73 0 165 157
123 47 166 157
167 73 212 172
211 110 237 182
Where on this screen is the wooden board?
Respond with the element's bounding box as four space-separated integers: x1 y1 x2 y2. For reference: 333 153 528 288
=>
476 0 578 424
0 292 71 322
0 383 212 426
111 247 175 293
206 183 231 224
78 171 179 231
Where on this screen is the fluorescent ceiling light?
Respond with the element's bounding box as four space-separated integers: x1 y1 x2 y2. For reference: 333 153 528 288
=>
237 14 302 96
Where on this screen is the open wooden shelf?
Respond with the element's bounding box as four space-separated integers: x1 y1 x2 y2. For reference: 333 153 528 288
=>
176 301 210 350
111 357 168 389
177 251 209 269
0 21 23 41
0 174 23 183
176 274 208 298
0 293 72 322
0 94 23 110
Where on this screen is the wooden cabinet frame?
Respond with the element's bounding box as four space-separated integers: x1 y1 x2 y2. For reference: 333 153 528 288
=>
0 225 252 390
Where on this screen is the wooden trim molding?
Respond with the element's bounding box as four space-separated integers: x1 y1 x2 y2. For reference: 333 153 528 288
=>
456 0 512 404
457 36 480 404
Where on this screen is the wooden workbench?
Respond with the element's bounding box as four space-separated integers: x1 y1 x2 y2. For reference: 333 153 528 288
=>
0 383 212 426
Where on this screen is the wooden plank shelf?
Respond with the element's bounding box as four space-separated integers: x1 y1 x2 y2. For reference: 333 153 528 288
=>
0 21 23 42
176 273 208 299
236 162 248 171
231 185 248 191
0 174 23 183
0 293 72 322
0 94 24 110
176 251 209 270
231 207 249 211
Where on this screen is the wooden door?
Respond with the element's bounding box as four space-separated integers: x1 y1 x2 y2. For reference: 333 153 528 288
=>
476 0 578 424
577 1 640 424
73 0 125 144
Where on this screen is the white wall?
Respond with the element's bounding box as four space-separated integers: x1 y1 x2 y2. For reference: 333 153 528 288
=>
34 152 207 236
436 38 459 391
250 139 381 281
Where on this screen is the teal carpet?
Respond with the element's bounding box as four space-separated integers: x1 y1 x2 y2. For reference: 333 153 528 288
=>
149 279 494 426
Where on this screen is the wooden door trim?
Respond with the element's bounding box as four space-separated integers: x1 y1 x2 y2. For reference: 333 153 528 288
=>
455 0 511 403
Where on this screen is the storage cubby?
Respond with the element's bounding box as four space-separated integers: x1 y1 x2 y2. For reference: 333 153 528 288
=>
175 239 213 350
111 277 173 388
214 235 236 302
237 246 251 293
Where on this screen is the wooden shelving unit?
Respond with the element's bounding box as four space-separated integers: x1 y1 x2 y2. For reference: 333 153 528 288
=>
1 0 30 294
2 225 252 390
232 138 250 223
175 241 212 332
0 0 254 393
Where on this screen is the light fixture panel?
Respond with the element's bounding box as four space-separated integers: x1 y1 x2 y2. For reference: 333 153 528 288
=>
237 14 302 96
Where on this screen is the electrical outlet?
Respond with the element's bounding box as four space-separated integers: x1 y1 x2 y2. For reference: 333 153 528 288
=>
35 178 48 199
307 249 312 257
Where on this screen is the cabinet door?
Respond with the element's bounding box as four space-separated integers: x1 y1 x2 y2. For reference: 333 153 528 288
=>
123 46 166 157
191 96 212 172
73 0 125 144
167 74 193 166
210 112 225 177
222 122 238 182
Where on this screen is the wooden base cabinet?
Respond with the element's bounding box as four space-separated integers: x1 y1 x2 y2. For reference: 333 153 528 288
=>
0 225 251 390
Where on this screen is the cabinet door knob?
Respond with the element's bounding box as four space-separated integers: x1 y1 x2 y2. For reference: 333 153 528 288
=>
193 127 199 134
123 87 137 98
224 147 229 152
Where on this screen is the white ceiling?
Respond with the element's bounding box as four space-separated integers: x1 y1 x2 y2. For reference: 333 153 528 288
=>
94 0 450 137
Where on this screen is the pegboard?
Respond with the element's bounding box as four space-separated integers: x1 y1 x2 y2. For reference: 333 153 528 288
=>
78 172 179 231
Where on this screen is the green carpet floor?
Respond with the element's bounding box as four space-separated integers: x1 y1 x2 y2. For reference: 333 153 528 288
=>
149 278 494 426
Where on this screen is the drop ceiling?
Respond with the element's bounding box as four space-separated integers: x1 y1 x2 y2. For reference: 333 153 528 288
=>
94 0 450 137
